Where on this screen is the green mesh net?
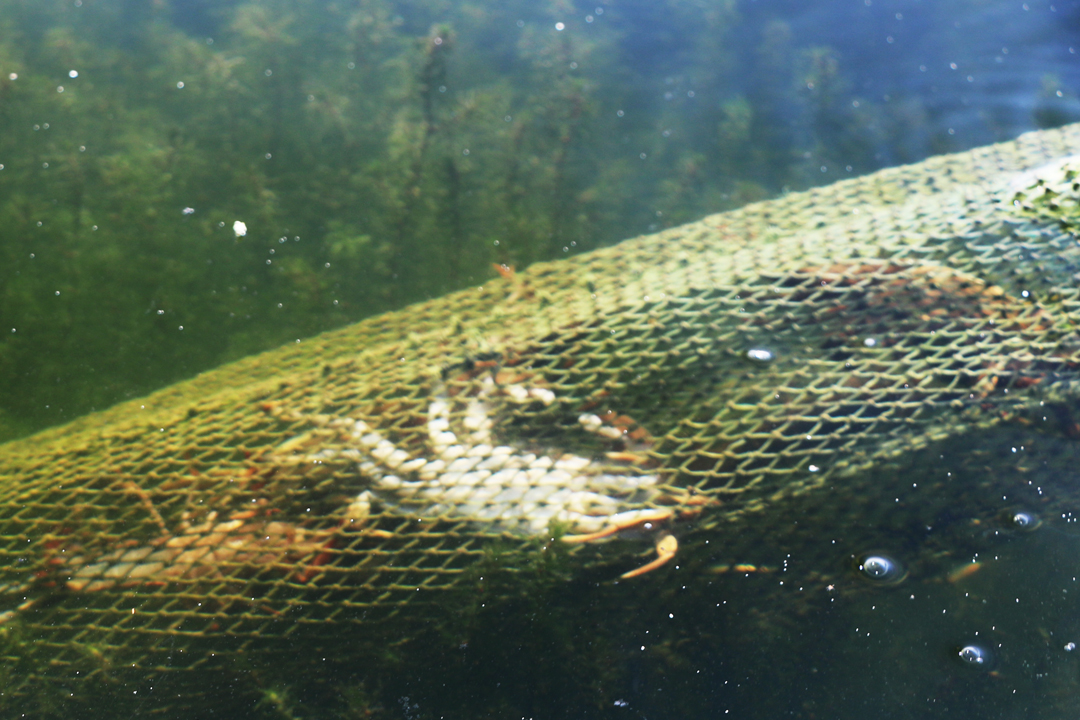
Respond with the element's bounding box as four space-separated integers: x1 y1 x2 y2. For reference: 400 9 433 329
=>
4 123 1080 715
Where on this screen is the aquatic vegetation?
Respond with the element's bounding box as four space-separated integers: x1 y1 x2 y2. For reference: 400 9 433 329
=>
2 119 1080 716
0 0 1021 443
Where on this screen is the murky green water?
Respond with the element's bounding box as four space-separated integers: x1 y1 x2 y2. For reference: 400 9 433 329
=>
2 1 1080 718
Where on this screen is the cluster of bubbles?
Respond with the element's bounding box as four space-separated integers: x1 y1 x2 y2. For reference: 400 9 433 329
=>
851 551 1000 671
847 507 1052 673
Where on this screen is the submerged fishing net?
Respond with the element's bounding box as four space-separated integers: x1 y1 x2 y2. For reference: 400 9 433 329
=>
4 124 1080 715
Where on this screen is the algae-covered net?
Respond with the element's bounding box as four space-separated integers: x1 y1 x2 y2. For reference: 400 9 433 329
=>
4 124 1080 714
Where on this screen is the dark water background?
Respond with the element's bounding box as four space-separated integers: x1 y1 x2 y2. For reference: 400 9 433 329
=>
2 1 1080 718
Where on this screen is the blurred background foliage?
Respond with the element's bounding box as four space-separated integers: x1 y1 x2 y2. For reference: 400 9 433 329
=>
0 0 1077 441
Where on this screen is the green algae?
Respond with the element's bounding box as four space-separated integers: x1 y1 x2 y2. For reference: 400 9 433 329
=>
0 0 976 441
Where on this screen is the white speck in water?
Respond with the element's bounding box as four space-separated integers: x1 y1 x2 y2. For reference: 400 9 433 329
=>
746 348 774 363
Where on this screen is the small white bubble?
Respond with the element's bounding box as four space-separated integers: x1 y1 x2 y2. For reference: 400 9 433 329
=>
746 348 774 363
182 207 195 215
555 22 565 31
68 70 78 78
56 85 64 93
176 81 185 89
232 220 247 237
863 337 877 347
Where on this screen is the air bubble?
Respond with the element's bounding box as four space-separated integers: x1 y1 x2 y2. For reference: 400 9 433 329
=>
746 348 774 363
854 552 906 585
956 644 993 669
1001 508 1040 532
